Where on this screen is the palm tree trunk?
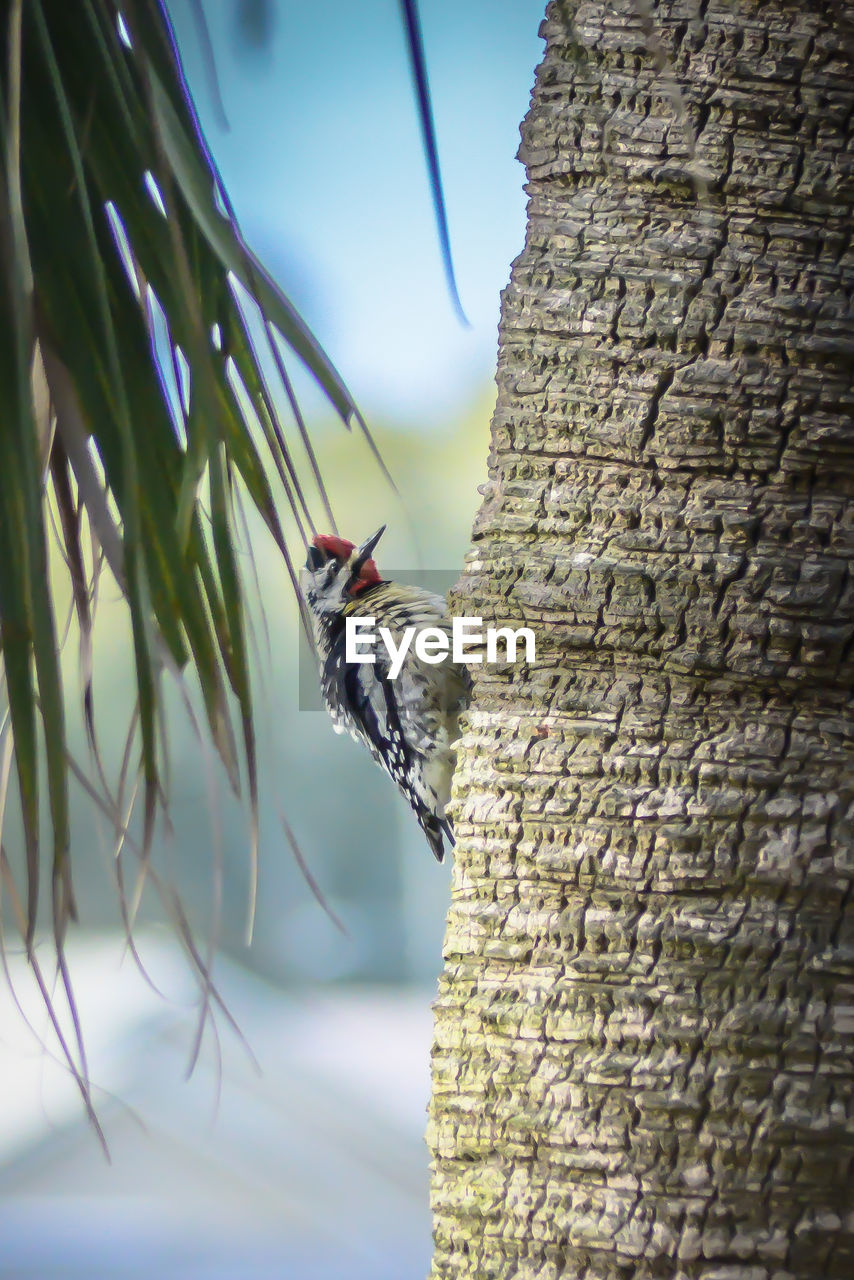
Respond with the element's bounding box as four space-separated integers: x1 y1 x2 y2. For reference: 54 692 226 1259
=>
429 2 854 1276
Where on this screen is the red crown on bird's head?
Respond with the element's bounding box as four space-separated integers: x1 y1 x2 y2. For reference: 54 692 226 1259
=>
312 534 354 561
312 533 381 594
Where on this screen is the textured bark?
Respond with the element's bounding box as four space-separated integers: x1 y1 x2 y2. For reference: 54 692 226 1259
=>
428 3 854 1278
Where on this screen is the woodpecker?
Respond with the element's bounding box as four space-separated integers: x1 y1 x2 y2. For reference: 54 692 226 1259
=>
300 527 471 861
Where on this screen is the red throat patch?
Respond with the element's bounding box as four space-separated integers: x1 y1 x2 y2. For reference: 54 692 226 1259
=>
349 559 381 594
312 533 355 561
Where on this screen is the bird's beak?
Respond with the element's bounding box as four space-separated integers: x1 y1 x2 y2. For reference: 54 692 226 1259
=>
359 526 386 559
352 525 386 573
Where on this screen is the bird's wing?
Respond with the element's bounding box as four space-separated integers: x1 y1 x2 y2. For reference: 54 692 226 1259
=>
322 637 411 784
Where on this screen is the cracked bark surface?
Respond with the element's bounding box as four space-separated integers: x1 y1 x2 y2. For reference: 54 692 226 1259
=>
428 2 854 1277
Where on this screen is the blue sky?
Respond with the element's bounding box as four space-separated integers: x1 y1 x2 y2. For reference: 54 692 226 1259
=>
167 0 546 427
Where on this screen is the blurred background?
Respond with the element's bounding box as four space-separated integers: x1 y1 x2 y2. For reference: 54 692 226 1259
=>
0 0 544 1274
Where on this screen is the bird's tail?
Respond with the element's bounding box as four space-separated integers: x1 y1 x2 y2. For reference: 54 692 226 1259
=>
421 811 455 862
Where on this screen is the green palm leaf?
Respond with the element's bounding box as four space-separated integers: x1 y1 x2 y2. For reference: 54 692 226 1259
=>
0 0 368 1059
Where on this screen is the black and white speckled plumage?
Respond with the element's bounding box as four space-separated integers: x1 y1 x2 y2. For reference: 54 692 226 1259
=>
300 535 471 861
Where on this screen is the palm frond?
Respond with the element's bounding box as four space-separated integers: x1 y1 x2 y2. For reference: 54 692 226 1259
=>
0 0 367 1035
398 0 469 328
